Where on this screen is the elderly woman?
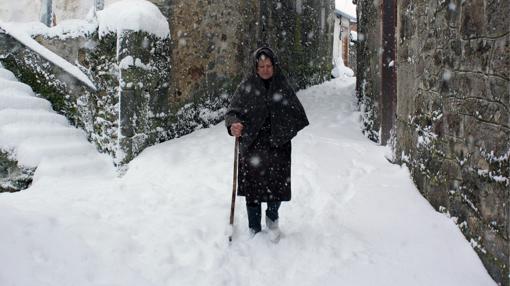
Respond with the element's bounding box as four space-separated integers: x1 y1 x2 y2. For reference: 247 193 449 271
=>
225 46 309 239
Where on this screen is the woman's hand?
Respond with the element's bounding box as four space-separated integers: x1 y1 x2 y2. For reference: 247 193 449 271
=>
230 123 244 137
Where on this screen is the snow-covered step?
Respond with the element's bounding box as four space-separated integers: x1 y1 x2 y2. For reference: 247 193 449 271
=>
16 135 92 150
0 68 17 81
0 93 53 110
0 109 69 126
16 140 99 168
0 67 114 183
0 78 34 94
0 87 35 99
34 153 115 178
0 123 84 148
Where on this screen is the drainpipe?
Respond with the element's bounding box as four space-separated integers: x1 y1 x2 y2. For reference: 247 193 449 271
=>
40 0 53 27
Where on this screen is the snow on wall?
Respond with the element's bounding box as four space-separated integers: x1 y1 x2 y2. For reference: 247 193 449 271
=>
97 0 169 38
10 20 97 40
1 0 169 39
0 0 120 23
0 0 42 22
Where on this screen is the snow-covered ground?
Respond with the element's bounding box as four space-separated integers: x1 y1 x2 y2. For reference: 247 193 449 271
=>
0 76 496 286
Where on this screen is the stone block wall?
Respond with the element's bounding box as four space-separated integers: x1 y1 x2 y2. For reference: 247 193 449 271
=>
356 0 509 284
116 31 171 163
265 0 335 90
0 151 33 192
161 0 253 138
348 41 357 74
395 1 509 284
159 0 334 112
355 0 382 142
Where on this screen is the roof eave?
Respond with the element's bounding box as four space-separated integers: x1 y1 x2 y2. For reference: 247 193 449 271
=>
334 9 357 22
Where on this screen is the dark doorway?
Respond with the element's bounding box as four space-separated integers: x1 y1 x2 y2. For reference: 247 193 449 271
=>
380 0 397 145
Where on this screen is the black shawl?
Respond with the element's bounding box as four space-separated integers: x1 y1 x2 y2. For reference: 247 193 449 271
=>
225 70 309 153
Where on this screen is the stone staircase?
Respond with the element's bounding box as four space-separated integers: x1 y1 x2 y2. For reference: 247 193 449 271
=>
0 66 115 190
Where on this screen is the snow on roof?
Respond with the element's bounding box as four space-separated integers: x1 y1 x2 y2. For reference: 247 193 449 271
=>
0 22 96 90
335 0 356 20
97 0 170 39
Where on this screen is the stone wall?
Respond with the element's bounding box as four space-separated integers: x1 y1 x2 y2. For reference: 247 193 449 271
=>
355 0 381 142
117 31 171 163
357 0 509 284
395 1 509 284
0 151 34 192
160 0 254 138
348 40 357 74
159 0 334 110
268 0 335 90
132 0 335 145
79 31 171 164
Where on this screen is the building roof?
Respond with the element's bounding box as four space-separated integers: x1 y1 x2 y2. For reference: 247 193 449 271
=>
335 9 356 22
335 0 356 21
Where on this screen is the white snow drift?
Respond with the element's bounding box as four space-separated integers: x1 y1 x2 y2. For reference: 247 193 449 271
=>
97 0 169 38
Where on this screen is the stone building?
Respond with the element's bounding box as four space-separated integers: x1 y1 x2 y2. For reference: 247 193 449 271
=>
355 0 509 285
332 7 356 69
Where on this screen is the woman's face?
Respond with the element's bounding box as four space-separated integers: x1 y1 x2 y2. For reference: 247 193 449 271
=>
257 57 274 80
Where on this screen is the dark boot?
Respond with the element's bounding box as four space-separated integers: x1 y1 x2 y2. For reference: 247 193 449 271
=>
266 202 281 242
246 202 262 235
265 201 281 223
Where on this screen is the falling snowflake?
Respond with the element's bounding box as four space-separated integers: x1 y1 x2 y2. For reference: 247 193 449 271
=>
250 156 261 167
442 69 452 81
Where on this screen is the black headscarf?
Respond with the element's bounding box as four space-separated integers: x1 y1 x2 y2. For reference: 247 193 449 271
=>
254 46 276 89
253 46 276 70
225 46 309 151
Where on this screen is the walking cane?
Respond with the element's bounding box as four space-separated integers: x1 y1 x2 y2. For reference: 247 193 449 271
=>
228 137 240 242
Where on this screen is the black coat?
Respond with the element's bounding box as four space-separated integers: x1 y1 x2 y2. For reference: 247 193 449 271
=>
225 67 309 203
